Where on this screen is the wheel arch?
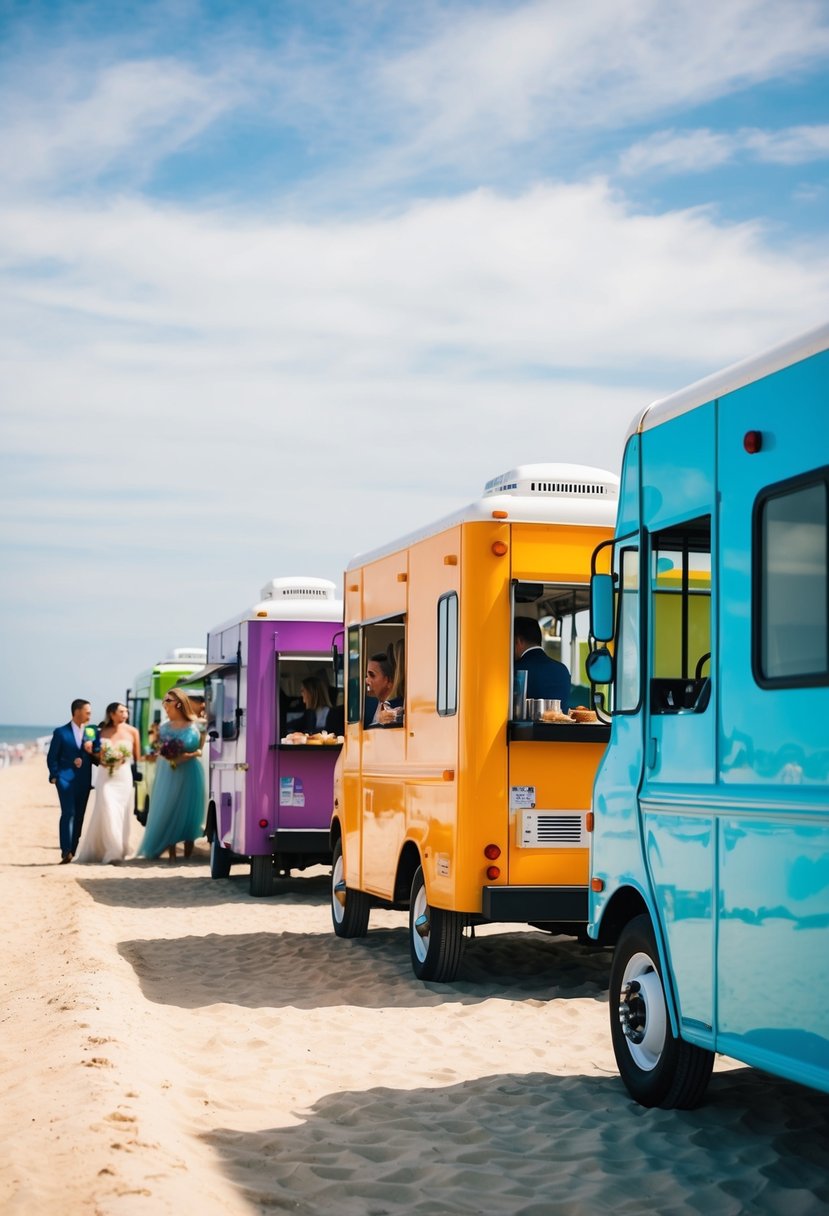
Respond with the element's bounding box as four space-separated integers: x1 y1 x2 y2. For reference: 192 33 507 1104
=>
594 884 649 948
329 815 343 851
599 885 682 1041
394 841 422 905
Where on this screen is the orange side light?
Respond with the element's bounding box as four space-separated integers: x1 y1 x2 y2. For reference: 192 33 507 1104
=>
491 541 508 557
491 509 508 519
591 877 605 892
585 812 594 833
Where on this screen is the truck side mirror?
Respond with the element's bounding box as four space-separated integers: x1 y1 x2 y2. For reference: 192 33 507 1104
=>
332 631 344 678
586 646 614 686
590 573 615 643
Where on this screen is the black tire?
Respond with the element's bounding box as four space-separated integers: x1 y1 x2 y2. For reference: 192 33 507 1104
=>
210 834 232 879
609 913 714 1109
250 853 274 897
331 838 370 938
409 865 465 982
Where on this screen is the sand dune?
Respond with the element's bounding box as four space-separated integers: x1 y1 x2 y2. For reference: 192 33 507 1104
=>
2 756 828 1214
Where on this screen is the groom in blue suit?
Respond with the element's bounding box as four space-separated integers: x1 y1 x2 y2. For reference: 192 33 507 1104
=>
47 699 100 863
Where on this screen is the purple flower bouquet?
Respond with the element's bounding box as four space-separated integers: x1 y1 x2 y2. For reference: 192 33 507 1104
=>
160 737 185 768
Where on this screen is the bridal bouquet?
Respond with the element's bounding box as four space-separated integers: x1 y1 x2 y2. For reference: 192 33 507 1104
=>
102 742 131 775
160 737 185 768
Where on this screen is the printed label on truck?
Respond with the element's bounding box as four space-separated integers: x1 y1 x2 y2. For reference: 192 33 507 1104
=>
510 785 536 810
280 777 305 807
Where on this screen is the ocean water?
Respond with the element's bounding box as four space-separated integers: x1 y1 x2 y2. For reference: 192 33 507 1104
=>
0 724 53 747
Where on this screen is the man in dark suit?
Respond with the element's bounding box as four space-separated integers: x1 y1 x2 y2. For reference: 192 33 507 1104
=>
514 617 571 710
46 699 100 863
363 653 403 728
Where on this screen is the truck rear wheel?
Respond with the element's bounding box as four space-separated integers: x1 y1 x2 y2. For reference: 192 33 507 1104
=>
609 913 714 1108
249 853 274 897
331 839 370 937
409 865 465 982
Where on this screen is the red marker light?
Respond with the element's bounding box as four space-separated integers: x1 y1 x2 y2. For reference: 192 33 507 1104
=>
258 818 269 829
743 430 762 454
486 865 501 881
484 844 501 860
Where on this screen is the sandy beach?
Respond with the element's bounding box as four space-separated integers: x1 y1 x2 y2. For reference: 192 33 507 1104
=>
2 755 828 1215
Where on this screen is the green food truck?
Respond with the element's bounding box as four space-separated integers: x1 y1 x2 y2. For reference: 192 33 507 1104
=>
127 648 207 823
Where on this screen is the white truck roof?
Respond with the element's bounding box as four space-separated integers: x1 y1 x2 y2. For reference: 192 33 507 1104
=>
628 320 829 440
209 576 343 633
348 463 619 571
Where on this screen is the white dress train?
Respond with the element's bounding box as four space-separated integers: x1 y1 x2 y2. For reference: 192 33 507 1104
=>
74 760 133 864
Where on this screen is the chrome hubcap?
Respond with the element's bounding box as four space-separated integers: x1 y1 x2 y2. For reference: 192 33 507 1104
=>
618 951 667 1071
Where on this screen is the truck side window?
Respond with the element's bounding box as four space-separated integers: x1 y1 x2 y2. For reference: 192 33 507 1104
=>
755 473 828 684
347 627 362 725
437 593 458 716
615 544 642 713
649 517 712 714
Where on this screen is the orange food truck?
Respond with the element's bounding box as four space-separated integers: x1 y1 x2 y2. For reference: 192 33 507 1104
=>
330 463 619 980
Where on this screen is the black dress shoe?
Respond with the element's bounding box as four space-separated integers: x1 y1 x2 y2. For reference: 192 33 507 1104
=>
60 852 73 864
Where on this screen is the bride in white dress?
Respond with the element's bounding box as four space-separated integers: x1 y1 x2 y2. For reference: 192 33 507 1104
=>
74 702 141 865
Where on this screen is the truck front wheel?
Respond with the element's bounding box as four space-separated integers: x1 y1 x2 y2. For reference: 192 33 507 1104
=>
609 913 714 1108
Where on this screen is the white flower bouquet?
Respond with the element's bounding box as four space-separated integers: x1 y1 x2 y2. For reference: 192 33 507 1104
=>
102 742 131 775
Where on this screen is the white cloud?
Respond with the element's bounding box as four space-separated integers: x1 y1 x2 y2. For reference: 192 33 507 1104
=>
744 124 829 164
619 129 737 176
620 124 829 176
0 57 242 191
2 182 826 387
376 0 829 173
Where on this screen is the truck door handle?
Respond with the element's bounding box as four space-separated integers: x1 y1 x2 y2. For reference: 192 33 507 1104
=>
647 737 658 769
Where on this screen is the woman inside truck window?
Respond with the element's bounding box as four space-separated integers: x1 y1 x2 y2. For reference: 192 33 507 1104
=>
364 652 403 727
298 676 340 734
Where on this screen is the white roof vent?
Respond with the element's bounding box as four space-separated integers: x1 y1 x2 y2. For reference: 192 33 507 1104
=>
166 647 207 663
483 463 618 500
259 576 338 602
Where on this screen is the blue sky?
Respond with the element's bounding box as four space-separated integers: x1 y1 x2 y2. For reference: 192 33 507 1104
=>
2 0 828 726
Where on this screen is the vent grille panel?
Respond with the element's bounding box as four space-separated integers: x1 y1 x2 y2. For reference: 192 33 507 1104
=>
519 812 585 848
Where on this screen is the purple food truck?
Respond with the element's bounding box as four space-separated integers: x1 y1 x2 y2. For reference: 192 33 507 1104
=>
201 576 344 897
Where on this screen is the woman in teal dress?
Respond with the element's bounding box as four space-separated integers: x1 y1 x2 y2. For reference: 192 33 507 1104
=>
138 688 205 862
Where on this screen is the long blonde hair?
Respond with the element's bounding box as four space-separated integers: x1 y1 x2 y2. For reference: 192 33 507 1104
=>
165 687 199 721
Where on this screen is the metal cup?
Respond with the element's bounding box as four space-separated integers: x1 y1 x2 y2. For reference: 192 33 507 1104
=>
529 698 561 720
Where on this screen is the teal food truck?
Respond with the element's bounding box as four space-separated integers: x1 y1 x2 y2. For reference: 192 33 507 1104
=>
127 648 207 823
586 322 829 1108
